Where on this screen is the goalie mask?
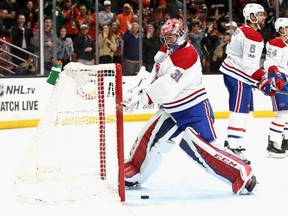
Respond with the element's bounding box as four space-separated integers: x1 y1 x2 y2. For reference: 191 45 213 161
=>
160 18 187 53
275 17 288 37
242 3 265 27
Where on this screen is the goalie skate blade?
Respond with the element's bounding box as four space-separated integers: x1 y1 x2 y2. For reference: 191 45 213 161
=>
125 181 142 190
266 151 286 159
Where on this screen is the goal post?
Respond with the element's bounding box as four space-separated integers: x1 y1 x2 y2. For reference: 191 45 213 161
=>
14 62 125 203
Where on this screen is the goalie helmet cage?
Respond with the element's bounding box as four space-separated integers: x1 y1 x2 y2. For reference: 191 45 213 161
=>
14 62 125 203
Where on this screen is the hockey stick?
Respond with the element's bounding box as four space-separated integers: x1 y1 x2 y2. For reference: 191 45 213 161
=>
275 90 288 95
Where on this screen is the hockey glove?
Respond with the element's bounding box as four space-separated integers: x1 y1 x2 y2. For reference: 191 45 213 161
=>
121 90 140 113
268 69 285 90
257 77 277 96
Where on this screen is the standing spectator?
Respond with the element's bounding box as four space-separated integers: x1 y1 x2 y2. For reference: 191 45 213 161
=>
18 0 38 31
43 16 54 75
98 24 116 64
73 24 95 65
56 26 74 67
62 0 80 40
122 22 140 75
76 5 96 40
188 18 213 69
98 0 114 28
0 0 19 30
116 3 133 36
263 17 288 158
10 14 34 67
143 23 162 72
110 20 122 63
210 31 230 72
219 3 276 164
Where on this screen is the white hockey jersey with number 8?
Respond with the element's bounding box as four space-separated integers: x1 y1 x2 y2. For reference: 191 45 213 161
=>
220 25 265 84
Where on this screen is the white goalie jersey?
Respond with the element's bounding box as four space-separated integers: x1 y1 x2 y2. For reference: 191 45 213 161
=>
142 43 209 113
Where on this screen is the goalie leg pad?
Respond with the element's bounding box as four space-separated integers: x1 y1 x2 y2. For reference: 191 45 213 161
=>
179 127 254 194
125 109 178 184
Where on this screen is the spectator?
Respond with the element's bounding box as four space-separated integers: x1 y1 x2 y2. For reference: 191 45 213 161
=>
43 16 54 75
14 57 37 75
210 30 230 73
0 0 19 30
142 23 162 72
98 0 114 27
18 0 38 31
76 4 96 40
10 14 34 67
62 0 80 40
56 26 74 67
98 24 116 64
73 24 95 65
110 20 122 63
116 3 133 36
188 18 212 69
43 1 65 33
122 22 140 75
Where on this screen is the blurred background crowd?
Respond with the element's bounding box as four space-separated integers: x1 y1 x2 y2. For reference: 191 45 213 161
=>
0 0 287 76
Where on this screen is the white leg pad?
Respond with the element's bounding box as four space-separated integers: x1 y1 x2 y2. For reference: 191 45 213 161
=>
179 127 254 194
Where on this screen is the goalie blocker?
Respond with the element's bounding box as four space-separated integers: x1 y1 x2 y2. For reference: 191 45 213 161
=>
125 110 257 195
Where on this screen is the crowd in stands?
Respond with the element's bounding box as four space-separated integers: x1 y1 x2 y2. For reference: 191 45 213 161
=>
0 0 288 76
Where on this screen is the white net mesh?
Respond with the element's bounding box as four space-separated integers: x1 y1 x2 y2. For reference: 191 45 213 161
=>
14 62 124 203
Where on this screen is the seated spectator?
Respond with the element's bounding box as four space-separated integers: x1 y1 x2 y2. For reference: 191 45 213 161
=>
98 24 116 64
73 24 95 65
56 26 74 67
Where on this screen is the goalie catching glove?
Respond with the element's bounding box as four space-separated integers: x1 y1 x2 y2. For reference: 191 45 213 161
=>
122 90 141 113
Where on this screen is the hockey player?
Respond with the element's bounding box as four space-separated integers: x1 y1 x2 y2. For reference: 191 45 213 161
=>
219 3 279 164
263 17 288 158
122 18 257 195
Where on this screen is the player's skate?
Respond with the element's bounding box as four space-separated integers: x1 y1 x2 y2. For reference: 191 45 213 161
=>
281 139 288 156
224 141 251 165
267 138 286 158
125 181 141 188
239 175 258 195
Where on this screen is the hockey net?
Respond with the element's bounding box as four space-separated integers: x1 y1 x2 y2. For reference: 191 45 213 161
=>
14 62 125 203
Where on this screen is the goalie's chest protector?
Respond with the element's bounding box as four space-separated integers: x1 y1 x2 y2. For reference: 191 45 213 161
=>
153 44 208 113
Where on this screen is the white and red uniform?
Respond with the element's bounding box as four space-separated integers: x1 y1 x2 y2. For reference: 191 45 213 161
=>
219 25 266 151
264 38 288 146
124 41 255 194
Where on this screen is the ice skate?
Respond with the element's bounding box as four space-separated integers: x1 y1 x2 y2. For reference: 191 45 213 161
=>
267 139 286 158
281 139 288 156
239 175 258 195
125 181 141 189
224 141 251 165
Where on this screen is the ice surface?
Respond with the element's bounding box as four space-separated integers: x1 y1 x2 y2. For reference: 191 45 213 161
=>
1 118 287 215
